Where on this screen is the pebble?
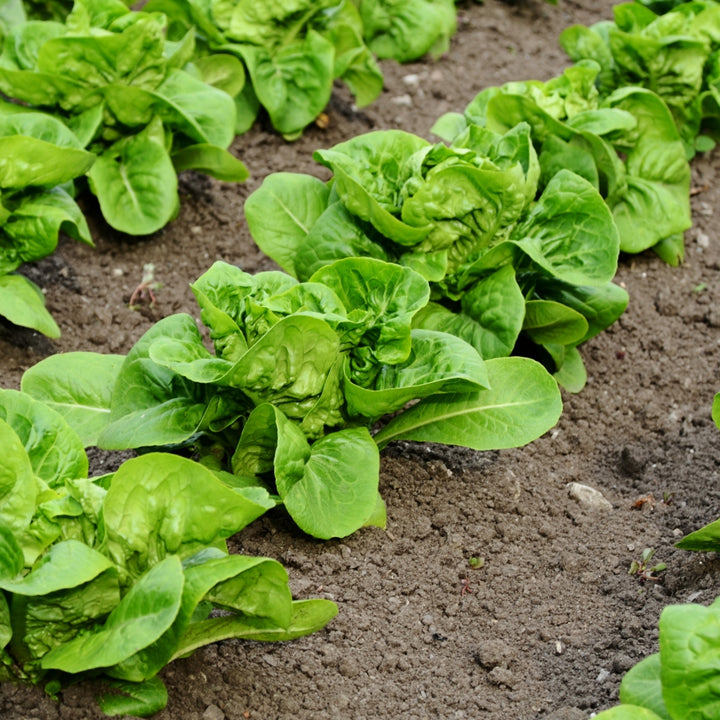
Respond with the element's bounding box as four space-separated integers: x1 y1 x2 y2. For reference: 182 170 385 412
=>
391 94 413 106
698 201 714 216
567 482 613 511
202 705 225 720
596 668 611 683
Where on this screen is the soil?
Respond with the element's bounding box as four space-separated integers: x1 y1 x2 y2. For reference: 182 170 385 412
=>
2 1 720 718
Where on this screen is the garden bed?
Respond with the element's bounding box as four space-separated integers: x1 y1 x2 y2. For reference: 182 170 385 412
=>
2 1 719 718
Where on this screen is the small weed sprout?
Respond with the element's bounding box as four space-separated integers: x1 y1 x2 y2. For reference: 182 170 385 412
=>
129 263 162 309
629 548 667 582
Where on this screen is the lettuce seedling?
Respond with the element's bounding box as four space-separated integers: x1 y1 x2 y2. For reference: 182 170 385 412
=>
21 257 562 539
0 388 336 716
245 124 623 391
0 0 248 234
0 103 94 336
144 0 384 139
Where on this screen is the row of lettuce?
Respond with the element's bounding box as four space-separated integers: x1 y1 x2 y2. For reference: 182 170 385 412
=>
0 0 469 338
6 0 717 338
0 256 565 713
3 0 720 715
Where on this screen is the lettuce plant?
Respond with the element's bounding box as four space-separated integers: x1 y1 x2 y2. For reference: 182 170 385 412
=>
352 0 457 62
0 0 248 234
560 0 720 158
432 61 692 265
144 0 384 140
0 387 336 716
0 101 94 336
21 257 562 539
245 124 623 392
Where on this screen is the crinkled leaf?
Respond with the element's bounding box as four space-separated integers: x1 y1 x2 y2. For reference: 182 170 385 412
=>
36 14 167 93
414 265 525 360
222 315 340 419
0 586 11 651
511 169 619 287
309 257 429 365
0 388 87 487
41 556 183 674
241 30 334 138
0 418 36 535
10 566 120 670
605 88 691 253
102 454 273 578
0 526 25 582
314 130 431 245
359 0 457 62
6 185 92 253
344 329 489 419
401 162 531 258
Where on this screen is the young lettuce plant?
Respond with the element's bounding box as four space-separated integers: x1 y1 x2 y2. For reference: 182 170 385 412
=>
560 0 720 158
144 0 384 139
0 0 248 235
431 61 692 266
21 257 562 540
245 123 623 392
0 101 94 337
0 387 337 717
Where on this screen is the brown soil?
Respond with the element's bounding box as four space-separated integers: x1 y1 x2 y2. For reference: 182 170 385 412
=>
2 1 720 718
